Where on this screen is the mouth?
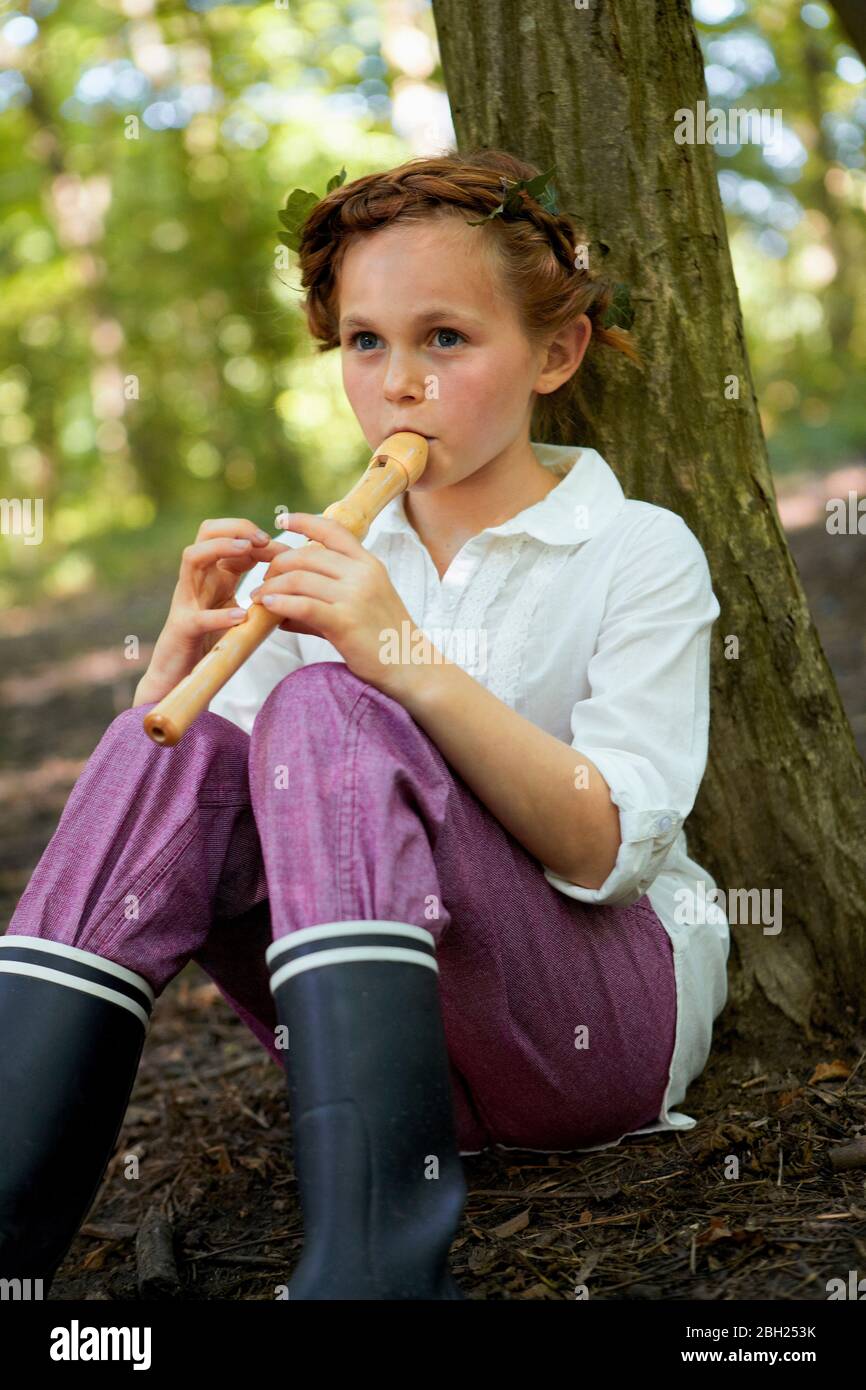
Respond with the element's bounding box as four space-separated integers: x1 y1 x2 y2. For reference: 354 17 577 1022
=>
389 426 436 440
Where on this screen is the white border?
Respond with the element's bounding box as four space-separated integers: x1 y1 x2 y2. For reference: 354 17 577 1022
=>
0 960 150 1030
266 920 436 968
0 934 154 1004
269 944 439 993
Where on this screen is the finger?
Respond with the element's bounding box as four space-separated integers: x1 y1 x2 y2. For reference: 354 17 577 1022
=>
214 541 285 574
215 558 257 575
196 518 273 545
260 545 350 583
181 537 275 573
254 592 332 633
194 606 249 631
275 615 322 637
277 512 367 560
253 572 339 605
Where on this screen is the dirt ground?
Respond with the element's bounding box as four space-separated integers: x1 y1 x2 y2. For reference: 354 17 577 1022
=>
1 470 865 1302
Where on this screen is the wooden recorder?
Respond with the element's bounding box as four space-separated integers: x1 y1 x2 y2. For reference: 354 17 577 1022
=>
143 431 429 747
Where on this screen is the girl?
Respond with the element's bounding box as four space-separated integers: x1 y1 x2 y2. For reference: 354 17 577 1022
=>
0 149 730 1300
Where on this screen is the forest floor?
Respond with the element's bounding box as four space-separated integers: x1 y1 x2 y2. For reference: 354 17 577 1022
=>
1 464 865 1302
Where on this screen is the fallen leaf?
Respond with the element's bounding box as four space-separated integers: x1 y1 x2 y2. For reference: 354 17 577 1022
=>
809 1060 850 1083
81 1243 110 1271
776 1087 806 1107
492 1208 530 1239
237 1155 268 1175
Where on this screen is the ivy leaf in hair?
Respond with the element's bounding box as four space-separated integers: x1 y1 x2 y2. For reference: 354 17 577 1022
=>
278 167 347 251
464 178 508 227
602 283 635 331
465 167 559 225
325 166 348 193
278 189 320 252
521 167 559 215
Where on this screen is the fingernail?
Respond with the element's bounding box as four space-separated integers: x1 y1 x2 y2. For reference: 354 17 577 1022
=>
229 608 246 618
249 587 262 599
233 538 251 549
261 594 277 606
255 530 269 543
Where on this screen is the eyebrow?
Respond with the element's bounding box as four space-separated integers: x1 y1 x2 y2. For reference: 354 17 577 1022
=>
339 307 484 331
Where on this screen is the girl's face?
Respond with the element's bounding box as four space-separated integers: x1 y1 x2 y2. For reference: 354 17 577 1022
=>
336 215 580 490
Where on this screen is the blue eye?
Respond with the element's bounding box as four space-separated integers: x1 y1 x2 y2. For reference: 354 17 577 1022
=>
347 327 466 351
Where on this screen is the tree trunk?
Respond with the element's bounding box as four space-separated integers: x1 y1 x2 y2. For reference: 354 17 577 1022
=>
829 0 866 66
430 0 866 1028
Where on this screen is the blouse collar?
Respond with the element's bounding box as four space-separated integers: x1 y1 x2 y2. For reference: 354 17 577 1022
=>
368 443 626 547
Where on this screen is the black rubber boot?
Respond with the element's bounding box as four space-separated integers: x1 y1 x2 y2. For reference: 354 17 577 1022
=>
267 921 468 1300
0 935 153 1291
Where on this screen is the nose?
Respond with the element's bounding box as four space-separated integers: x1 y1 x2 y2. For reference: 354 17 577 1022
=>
382 350 425 404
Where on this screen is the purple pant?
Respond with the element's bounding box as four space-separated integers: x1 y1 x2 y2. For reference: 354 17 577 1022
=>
6 662 676 1154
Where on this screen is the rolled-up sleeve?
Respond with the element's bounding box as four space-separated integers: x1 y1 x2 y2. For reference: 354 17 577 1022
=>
542 510 719 907
206 537 306 737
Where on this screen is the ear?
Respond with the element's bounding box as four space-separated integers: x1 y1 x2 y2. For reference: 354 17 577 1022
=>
533 314 592 396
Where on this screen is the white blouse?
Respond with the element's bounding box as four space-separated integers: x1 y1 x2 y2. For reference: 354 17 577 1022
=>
208 442 730 1152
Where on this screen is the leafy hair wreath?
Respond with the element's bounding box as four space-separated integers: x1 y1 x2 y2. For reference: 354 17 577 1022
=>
278 165 634 331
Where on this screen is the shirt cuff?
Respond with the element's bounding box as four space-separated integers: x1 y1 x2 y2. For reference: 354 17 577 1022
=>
540 750 685 906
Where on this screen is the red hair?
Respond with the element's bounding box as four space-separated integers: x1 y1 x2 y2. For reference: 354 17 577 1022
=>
294 147 641 438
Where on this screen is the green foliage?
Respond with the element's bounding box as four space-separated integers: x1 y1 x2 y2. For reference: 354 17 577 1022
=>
278 167 347 252
465 167 559 224
0 1 410 604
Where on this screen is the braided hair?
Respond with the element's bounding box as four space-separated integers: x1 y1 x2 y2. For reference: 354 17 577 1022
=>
295 148 640 439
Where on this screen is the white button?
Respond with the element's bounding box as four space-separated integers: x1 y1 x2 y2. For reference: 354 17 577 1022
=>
657 816 672 833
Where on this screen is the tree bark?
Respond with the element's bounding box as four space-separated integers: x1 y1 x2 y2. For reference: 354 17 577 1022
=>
430 0 866 1027
829 0 866 66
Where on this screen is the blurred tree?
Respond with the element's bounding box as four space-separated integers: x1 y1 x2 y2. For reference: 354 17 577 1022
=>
689 0 866 470
431 0 866 1025
829 0 866 63
0 0 411 602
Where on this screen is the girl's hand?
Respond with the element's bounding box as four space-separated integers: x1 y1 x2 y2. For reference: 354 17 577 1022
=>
133 518 284 706
248 512 424 700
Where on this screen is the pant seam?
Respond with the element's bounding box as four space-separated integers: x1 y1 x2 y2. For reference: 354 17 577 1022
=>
345 683 459 939
197 798 252 808
336 685 375 918
84 808 200 956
